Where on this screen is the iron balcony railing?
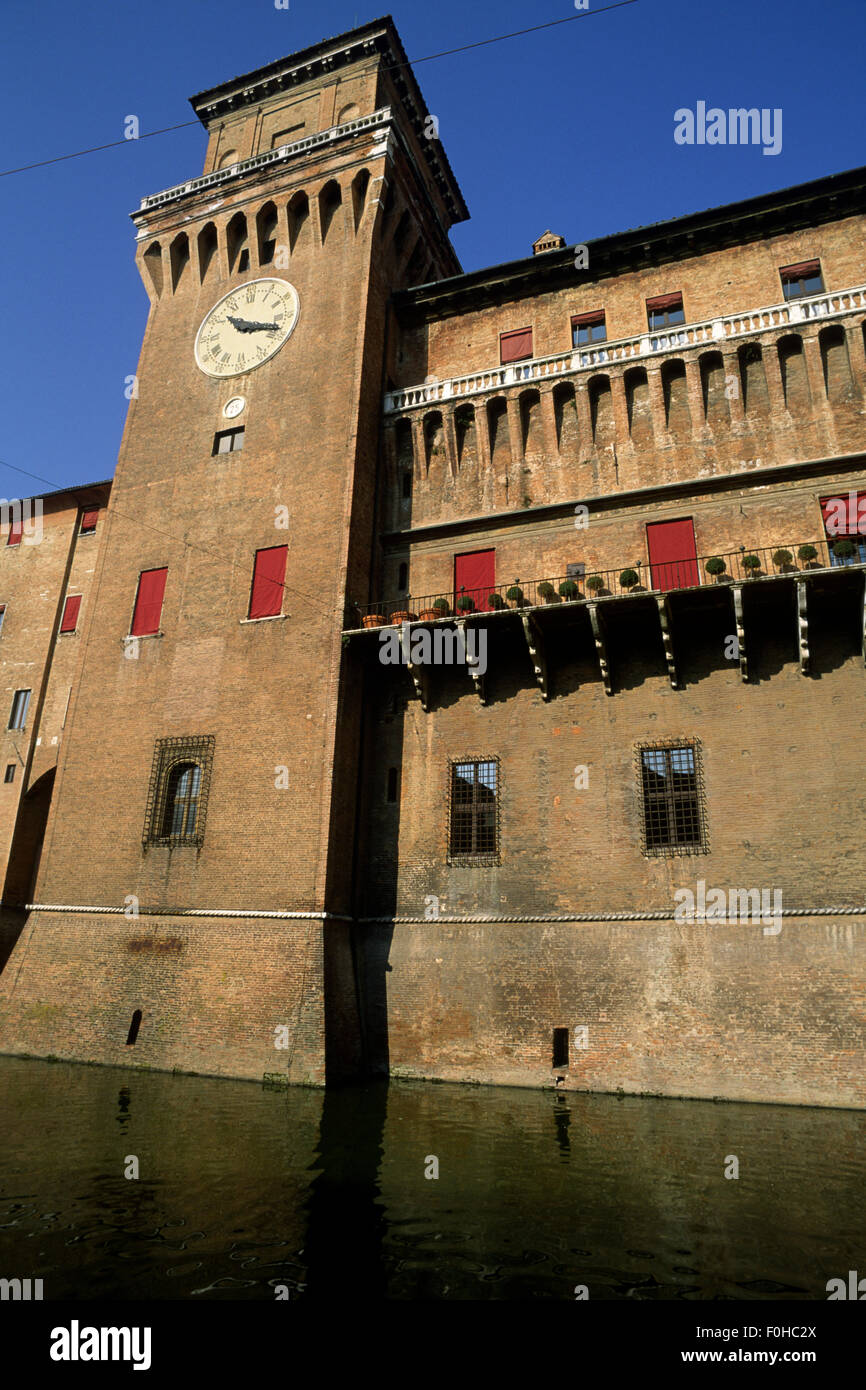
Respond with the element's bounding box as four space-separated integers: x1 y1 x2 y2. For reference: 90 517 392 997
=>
348 537 866 628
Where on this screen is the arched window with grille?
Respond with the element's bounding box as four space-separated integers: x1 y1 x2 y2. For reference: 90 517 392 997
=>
143 736 215 848
162 762 202 840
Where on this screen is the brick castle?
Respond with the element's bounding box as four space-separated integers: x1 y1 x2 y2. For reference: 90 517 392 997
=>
0 17 864 1107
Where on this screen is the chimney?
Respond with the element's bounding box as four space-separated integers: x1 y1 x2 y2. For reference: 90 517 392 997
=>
533 230 566 255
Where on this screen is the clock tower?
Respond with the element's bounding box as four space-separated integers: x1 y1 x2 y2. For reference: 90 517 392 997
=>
0 18 467 1082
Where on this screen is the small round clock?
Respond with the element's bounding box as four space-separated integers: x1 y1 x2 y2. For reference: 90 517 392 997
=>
194 278 300 378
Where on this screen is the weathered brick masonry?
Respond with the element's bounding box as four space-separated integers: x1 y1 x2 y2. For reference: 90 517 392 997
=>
0 18 863 1105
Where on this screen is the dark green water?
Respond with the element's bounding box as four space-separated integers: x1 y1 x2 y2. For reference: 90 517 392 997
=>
0 1056 862 1300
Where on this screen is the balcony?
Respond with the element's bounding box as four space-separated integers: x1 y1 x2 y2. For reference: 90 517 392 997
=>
383 284 866 415
345 539 866 705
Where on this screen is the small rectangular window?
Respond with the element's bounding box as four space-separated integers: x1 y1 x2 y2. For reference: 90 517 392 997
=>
4 764 15 784
646 292 685 330
572 310 606 346
130 567 168 637
80 509 99 534
9 689 31 731
213 427 245 455
60 594 82 633
500 327 533 364
448 758 499 863
552 1028 569 1069
248 545 288 619
780 259 824 301
638 741 706 854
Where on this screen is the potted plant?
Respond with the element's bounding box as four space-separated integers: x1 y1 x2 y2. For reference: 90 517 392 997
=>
505 585 525 608
418 605 442 620
558 578 580 601
619 567 639 590
742 554 761 577
456 594 475 613
362 612 385 628
432 598 451 617
537 581 557 604
390 609 418 624
772 548 794 572
705 556 727 583
487 592 506 610
833 539 856 563
586 574 604 594
797 544 818 567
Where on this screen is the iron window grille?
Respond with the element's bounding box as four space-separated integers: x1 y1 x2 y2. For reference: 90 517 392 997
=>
636 738 708 856
447 757 500 865
142 735 215 848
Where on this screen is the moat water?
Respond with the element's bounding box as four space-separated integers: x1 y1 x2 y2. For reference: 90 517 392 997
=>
0 1056 862 1301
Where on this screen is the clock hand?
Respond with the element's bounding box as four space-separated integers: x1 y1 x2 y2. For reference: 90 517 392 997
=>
227 315 281 334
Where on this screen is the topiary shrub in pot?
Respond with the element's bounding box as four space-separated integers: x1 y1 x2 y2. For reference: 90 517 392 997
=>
772 548 794 571
456 594 475 613
432 598 451 616
537 581 557 604
558 578 580 601
619 567 639 590
586 574 604 594
833 539 856 562
487 591 506 610
505 585 525 607
705 556 727 583
742 554 761 577
797 544 818 566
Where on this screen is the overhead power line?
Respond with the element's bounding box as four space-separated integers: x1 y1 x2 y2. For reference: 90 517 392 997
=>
0 1 641 178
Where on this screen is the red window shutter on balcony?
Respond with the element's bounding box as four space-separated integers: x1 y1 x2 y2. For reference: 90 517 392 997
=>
500 328 533 364
454 549 495 611
80 509 99 532
781 260 820 280
249 545 288 619
646 292 683 312
820 492 866 537
131 567 167 636
646 519 699 591
7 522 22 547
60 595 81 633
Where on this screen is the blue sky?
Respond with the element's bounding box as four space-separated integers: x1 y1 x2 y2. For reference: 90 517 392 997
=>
1 0 864 499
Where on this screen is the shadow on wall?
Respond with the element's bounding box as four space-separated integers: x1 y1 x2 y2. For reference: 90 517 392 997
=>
0 766 56 971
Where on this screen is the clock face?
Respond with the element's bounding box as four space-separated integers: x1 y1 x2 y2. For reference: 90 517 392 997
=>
194 278 300 378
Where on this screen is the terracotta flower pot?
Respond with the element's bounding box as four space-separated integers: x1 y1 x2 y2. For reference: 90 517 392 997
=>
390 611 417 624
418 609 440 621
362 613 385 628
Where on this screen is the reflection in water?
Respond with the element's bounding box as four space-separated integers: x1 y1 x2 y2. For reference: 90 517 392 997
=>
0 1056 862 1301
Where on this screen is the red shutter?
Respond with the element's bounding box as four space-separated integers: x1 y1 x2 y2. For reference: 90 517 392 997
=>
820 491 866 537
130 567 167 636
646 519 699 591
7 522 22 547
60 595 82 633
249 545 288 619
454 549 496 612
646 292 683 312
571 310 605 327
80 509 99 532
781 259 820 280
500 328 533 364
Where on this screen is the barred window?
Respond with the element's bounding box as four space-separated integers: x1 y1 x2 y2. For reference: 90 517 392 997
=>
638 741 706 854
448 758 499 864
143 736 215 848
